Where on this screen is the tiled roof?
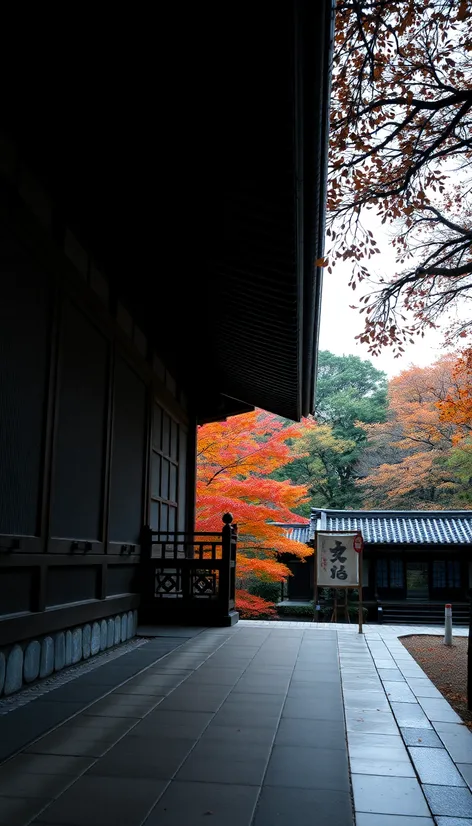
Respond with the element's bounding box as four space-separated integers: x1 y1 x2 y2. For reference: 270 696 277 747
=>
271 522 311 545
287 524 311 544
313 510 472 546
274 510 472 546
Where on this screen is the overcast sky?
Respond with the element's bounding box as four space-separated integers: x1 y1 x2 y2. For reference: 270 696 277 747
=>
318 212 452 378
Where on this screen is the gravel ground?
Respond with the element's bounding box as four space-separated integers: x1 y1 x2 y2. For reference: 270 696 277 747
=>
401 634 472 727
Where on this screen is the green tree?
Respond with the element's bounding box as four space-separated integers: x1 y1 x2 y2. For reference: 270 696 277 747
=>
316 352 388 439
282 424 359 512
277 352 388 510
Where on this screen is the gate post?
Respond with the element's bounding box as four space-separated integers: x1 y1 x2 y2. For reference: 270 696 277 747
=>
230 520 238 608
220 513 233 617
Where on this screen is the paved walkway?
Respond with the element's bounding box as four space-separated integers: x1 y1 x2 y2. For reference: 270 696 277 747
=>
0 622 470 825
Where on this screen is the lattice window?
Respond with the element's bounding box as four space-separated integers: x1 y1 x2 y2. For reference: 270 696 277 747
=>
433 560 446 589
150 401 180 534
376 559 388 588
377 558 403 589
389 558 404 589
447 560 461 589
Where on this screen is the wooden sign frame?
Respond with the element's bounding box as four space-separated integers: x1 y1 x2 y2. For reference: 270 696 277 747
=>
314 530 364 634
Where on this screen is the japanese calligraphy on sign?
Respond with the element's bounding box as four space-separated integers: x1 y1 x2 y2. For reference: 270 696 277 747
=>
316 533 359 587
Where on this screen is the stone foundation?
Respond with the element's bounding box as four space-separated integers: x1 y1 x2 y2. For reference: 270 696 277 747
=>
0 609 138 697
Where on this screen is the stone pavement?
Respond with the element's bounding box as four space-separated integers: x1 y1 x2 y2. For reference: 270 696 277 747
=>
0 621 470 825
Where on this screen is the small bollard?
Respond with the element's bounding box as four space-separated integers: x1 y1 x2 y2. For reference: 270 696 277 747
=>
315 604 321 623
444 603 453 646
378 605 383 625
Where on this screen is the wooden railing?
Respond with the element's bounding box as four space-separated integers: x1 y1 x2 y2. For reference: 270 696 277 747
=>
140 513 237 626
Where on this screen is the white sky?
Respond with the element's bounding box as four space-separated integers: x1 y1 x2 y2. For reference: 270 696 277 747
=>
318 212 452 378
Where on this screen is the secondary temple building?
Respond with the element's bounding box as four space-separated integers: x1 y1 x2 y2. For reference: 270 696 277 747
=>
280 509 472 624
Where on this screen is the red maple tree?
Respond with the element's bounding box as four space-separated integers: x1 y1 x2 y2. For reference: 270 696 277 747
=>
197 410 311 615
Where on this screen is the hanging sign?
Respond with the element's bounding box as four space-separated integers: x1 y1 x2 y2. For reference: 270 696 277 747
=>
316 532 360 587
353 533 364 554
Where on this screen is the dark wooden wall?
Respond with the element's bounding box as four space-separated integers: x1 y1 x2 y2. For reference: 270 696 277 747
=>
363 546 471 602
0 190 193 648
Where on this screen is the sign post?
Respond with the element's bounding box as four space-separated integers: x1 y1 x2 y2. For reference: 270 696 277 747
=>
316 531 364 631
354 532 364 635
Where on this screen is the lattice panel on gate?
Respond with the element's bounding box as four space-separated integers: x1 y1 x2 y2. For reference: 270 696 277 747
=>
154 567 184 598
191 570 218 598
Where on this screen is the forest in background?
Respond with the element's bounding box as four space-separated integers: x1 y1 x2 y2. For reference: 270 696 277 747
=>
196 348 472 617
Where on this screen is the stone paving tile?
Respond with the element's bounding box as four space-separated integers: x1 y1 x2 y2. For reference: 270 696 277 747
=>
210 704 280 729
185 668 246 686
81 695 163 718
155 684 230 713
264 745 349 791
282 696 343 721
286 683 342 700
0 771 76 800
224 692 286 710
458 763 472 789
405 678 443 698
345 708 399 735
347 736 408 760
144 781 259 826
372 659 397 668
418 697 463 724
399 665 431 679
378 668 405 681
434 722 472 763
24 730 115 759
390 701 432 729
350 755 416 777
382 681 416 703
87 735 195 779
232 675 291 695
0 795 50 826
252 786 353 826
176 739 271 786
352 774 431 817
0 754 94 777
401 727 443 747
342 691 390 710
32 776 165 826
127 709 213 740
200 723 275 746
408 747 466 786
290 671 340 685
423 784 472 818
275 716 347 749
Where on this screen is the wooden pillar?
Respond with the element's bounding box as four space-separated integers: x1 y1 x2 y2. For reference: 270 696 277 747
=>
186 413 198 533
186 412 198 560
220 512 233 617
230 521 237 608
139 524 154 620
